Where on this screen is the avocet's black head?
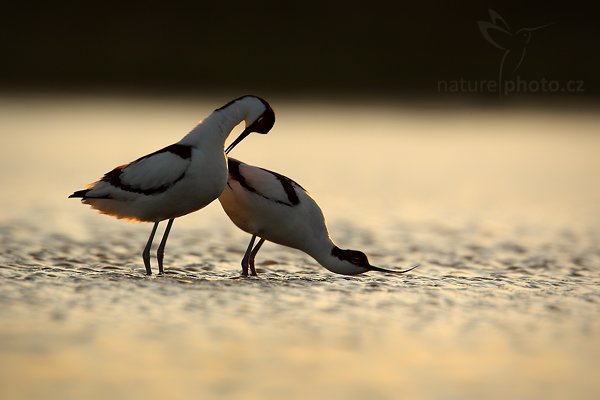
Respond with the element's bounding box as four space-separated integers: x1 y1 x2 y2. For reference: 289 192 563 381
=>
223 95 275 154
330 246 419 275
246 98 275 134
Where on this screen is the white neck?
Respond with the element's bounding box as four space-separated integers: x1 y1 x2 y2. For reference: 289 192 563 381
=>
178 96 266 148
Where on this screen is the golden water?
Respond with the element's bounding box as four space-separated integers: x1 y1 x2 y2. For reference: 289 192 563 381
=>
1 96 599 399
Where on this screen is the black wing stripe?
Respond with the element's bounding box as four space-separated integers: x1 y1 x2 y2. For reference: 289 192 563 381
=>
258 167 301 206
100 166 186 195
228 158 298 207
133 143 192 163
98 144 191 195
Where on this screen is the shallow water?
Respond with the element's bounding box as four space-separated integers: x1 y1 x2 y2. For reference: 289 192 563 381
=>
1 96 599 399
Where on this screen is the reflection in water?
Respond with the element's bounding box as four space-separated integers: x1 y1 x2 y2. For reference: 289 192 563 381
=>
0 96 599 399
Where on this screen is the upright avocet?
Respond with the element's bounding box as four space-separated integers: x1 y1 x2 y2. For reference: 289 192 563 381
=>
218 158 418 276
69 95 275 275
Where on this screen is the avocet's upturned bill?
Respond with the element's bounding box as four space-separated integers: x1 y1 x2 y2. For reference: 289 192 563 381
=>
218 158 418 276
69 95 275 275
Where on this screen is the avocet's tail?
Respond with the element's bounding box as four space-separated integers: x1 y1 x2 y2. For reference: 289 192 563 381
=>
68 189 90 198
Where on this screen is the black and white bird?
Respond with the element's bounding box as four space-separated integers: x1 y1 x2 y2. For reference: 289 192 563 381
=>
219 158 418 276
69 95 275 275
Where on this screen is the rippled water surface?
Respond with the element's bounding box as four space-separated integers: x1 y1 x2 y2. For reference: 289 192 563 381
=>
1 96 599 399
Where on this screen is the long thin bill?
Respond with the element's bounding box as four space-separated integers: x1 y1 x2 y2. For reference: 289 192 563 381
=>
368 264 420 274
225 128 251 154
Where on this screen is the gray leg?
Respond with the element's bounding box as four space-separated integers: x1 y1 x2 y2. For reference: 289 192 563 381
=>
249 238 265 276
157 218 174 275
142 221 160 275
241 234 257 276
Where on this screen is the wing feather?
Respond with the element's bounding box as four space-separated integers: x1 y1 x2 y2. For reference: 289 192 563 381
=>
119 151 190 192
87 144 192 197
229 158 303 207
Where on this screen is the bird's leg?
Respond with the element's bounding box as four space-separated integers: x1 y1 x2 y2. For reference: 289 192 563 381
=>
156 218 174 275
248 238 265 276
241 234 257 276
142 221 160 275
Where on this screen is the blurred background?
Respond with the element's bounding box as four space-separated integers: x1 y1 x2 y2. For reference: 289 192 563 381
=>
1 0 598 102
1 2 600 400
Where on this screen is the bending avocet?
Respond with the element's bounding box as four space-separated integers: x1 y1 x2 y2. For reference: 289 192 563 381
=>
69 95 275 275
218 158 418 276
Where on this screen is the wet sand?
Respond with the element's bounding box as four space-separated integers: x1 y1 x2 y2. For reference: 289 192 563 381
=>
1 96 599 399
